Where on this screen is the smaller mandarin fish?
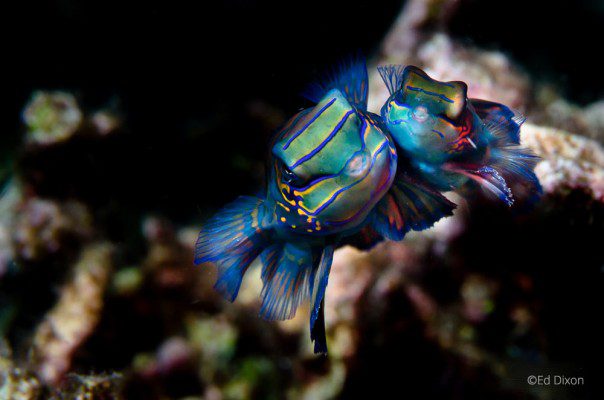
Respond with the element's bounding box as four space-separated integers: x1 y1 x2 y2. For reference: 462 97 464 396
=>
195 59 455 354
379 65 541 206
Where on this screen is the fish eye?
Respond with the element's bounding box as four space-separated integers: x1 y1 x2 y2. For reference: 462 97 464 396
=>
346 151 370 177
412 106 429 123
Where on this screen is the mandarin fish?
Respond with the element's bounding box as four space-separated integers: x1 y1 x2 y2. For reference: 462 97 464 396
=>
195 59 454 354
379 65 541 206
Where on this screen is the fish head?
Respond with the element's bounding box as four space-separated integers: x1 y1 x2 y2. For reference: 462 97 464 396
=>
270 89 397 234
381 66 469 163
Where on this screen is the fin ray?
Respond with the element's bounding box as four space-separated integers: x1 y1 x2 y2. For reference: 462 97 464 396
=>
471 99 524 144
377 64 406 95
309 246 333 354
372 174 456 238
259 243 313 321
303 55 368 110
195 196 267 301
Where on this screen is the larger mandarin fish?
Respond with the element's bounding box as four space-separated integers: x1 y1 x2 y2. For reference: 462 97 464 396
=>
195 60 454 353
379 65 541 206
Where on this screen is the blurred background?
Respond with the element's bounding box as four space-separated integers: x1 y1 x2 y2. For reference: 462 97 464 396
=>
2 0 603 399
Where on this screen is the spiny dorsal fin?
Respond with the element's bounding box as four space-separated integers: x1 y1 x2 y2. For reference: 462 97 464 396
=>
377 64 406 95
303 55 368 111
471 99 525 144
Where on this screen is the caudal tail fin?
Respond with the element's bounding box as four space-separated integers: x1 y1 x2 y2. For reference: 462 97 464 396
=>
195 196 268 302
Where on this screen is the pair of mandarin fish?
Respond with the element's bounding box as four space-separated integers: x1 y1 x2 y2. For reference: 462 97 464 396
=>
195 60 541 354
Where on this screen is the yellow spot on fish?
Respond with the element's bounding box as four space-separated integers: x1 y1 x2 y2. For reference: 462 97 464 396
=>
307 229 313 233
280 217 286 222
306 216 313 223
277 202 290 212
291 225 296 229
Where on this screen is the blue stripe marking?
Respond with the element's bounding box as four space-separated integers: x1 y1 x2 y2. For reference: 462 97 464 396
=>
431 129 445 139
358 114 368 151
290 115 370 191
304 140 389 217
393 98 410 108
282 97 337 150
290 110 354 169
406 86 454 103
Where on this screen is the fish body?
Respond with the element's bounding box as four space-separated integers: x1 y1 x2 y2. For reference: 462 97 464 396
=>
195 60 456 354
196 61 399 353
379 65 541 206
271 89 397 237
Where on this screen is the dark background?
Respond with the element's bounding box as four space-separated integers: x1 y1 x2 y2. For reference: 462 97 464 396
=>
3 1 603 398
8 0 604 226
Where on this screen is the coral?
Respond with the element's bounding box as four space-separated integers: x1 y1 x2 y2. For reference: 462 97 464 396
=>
3 1 601 398
21 91 123 147
11 198 93 261
57 373 123 400
32 243 114 384
532 86 604 142
23 92 83 146
0 182 21 278
522 123 604 201
0 358 42 400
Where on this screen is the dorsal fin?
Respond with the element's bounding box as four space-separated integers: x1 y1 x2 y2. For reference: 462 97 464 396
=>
470 99 525 144
303 55 368 111
377 64 405 95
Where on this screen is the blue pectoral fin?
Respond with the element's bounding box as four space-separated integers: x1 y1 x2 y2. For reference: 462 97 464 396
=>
303 54 369 111
195 196 268 302
309 246 334 354
372 175 456 238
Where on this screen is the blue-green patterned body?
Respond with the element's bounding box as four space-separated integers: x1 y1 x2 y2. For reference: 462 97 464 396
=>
270 89 397 237
195 60 401 354
194 60 459 355
379 65 541 206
